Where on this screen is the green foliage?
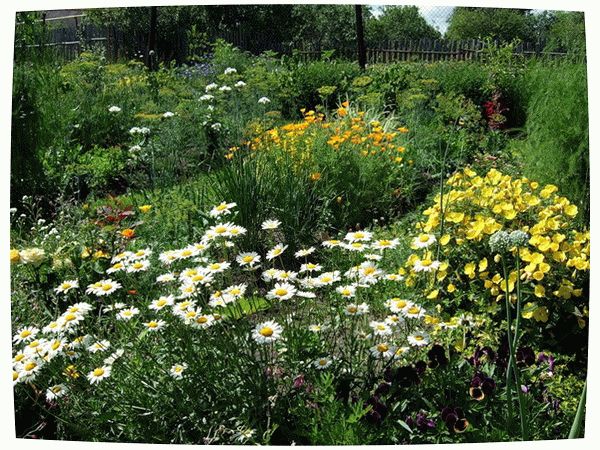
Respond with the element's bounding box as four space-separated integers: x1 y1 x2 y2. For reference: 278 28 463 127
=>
544 11 586 57
279 60 361 117
446 7 537 43
511 60 589 222
366 5 441 45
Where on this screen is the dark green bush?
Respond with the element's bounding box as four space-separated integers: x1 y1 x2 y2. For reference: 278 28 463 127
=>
512 60 589 223
279 60 361 118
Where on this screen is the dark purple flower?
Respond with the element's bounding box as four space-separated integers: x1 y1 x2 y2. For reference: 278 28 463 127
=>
395 365 420 387
414 411 436 432
516 346 536 366
537 352 556 374
415 360 428 376
427 344 448 368
375 381 391 397
441 406 469 432
470 371 495 400
365 396 388 425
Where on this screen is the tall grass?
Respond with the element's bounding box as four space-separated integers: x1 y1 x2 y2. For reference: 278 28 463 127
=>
513 60 589 223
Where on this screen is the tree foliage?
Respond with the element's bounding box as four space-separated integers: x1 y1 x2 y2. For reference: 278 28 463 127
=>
366 6 441 45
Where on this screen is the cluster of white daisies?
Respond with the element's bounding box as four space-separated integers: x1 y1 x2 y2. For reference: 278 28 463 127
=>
13 200 446 392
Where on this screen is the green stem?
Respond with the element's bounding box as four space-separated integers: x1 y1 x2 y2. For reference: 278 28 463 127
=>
502 258 515 434
568 379 587 439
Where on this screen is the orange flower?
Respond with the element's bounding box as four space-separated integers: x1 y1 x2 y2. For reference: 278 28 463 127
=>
121 228 135 239
310 172 322 181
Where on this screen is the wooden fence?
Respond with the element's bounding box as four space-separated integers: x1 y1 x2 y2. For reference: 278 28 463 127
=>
19 15 569 64
295 39 568 63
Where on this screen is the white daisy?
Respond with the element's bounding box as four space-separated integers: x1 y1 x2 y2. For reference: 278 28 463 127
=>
106 262 126 274
336 285 356 298
159 250 179 265
144 319 166 331
274 270 298 282
404 304 426 319
149 295 175 311
261 219 281 230
412 234 437 249
87 365 112 384
387 298 412 314
266 244 288 260
205 261 231 273
408 331 431 347
116 307 140 321
313 357 332 369
345 230 373 242
170 363 188 379
223 284 247 299
315 271 341 286
54 280 79 294
322 239 343 248
385 315 405 327
344 242 368 252
206 222 234 239
126 259 150 273
413 258 441 273
191 314 215 329
87 340 111 353
252 320 283 344
210 201 237 217
87 279 121 296
130 248 152 260
344 302 369 316
295 247 315 258
13 326 39 344
370 343 397 358
296 291 316 298
236 252 261 267
369 321 393 336
156 273 176 283
300 262 322 273
372 238 400 250
46 384 68 401
267 282 297 301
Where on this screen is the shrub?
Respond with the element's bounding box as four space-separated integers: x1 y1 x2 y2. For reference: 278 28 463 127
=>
402 167 589 350
513 60 589 223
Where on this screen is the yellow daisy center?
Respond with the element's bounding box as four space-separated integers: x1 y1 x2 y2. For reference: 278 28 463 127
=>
259 327 274 337
377 343 389 353
93 368 105 377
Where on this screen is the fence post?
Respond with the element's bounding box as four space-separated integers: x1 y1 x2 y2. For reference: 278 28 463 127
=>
355 5 367 70
147 6 158 70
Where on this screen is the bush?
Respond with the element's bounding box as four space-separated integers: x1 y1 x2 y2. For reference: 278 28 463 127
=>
279 59 361 118
512 60 589 223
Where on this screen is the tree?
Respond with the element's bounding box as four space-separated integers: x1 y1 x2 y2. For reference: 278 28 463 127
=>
445 7 536 42
366 6 441 45
544 11 586 55
289 5 361 52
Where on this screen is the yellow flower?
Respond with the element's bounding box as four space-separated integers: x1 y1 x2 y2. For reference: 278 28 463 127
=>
426 289 439 300
310 172 322 182
10 249 21 264
139 205 152 213
463 262 476 279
